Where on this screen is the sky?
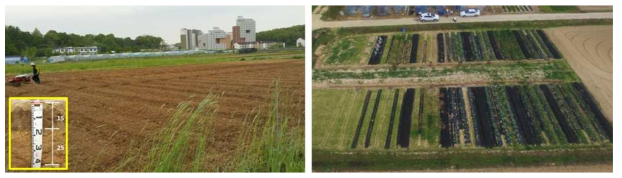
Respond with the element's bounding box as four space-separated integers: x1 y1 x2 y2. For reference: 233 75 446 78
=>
5 6 304 44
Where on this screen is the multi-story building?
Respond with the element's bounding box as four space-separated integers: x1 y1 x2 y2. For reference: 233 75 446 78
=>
54 46 98 55
233 16 256 43
198 27 230 51
180 28 203 50
232 26 241 44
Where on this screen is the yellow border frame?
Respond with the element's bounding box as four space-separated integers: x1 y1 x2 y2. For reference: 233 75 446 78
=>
8 97 69 171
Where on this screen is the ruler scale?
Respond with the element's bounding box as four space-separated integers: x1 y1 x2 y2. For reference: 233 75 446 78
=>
31 100 43 168
44 102 60 168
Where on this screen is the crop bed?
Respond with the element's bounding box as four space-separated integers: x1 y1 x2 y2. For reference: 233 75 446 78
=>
313 83 611 151
368 36 388 65
438 29 561 62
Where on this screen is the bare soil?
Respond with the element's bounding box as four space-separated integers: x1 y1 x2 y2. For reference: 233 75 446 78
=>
545 25 613 121
4 59 304 172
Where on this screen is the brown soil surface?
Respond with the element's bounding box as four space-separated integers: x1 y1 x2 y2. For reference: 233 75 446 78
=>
545 25 612 121
10 100 67 168
4 59 304 172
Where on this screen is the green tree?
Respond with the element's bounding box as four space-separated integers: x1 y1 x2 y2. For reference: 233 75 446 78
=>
6 25 168 56
257 25 304 47
22 47 38 60
5 36 20 56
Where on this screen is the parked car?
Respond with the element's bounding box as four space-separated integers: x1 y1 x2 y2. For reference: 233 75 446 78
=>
420 13 439 22
460 9 480 17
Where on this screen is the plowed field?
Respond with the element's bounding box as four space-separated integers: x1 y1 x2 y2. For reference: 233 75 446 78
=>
5 59 304 171
545 25 612 121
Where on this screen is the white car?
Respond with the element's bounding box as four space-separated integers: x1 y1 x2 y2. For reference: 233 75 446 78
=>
460 9 480 17
420 13 439 22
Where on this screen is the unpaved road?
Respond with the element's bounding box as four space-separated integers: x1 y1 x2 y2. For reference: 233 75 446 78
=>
545 25 613 121
313 12 613 29
5 59 304 171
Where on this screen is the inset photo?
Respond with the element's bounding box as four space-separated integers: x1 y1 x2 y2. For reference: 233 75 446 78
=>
8 98 68 171
312 5 612 172
6 6 305 172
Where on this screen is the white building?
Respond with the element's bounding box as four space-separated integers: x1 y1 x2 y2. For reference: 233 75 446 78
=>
236 16 256 43
258 41 285 49
234 42 257 49
180 28 203 50
296 38 305 47
54 46 98 55
198 27 229 51
234 41 285 50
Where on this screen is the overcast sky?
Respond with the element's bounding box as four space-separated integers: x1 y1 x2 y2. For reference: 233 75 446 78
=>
5 6 304 44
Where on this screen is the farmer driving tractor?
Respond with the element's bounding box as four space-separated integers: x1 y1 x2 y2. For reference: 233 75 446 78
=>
31 62 41 84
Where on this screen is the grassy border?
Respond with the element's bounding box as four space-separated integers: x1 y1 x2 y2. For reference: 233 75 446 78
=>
312 146 612 172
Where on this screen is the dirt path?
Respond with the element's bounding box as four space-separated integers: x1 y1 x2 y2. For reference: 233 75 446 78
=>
312 12 613 30
545 25 612 121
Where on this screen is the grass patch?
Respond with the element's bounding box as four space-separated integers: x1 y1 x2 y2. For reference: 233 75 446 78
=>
321 6 344 21
231 80 305 172
114 81 304 172
313 60 579 83
313 145 612 172
5 51 303 75
323 35 369 65
539 6 580 13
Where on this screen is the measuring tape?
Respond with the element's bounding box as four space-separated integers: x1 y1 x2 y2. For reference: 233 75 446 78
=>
31 100 43 168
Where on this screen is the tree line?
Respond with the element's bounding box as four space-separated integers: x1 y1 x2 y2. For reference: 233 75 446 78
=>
5 25 166 58
256 25 304 47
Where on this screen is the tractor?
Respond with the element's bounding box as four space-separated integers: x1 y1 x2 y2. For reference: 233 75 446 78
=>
6 74 31 87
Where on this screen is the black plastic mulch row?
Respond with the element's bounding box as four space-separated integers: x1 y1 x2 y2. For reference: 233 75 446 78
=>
572 83 613 142
536 30 561 59
410 34 419 63
469 87 496 148
368 36 387 65
539 85 579 143
397 88 415 148
487 31 503 60
440 88 452 148
385 89 400 149
437 33 445 63
365 90 383 148
460 32 474 61
506 86 539 145
351 90 372 149
512 30 532 59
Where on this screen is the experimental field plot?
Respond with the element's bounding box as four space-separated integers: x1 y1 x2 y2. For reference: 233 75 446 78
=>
316 29 561 68
312 23 612 171
313 83 611 151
